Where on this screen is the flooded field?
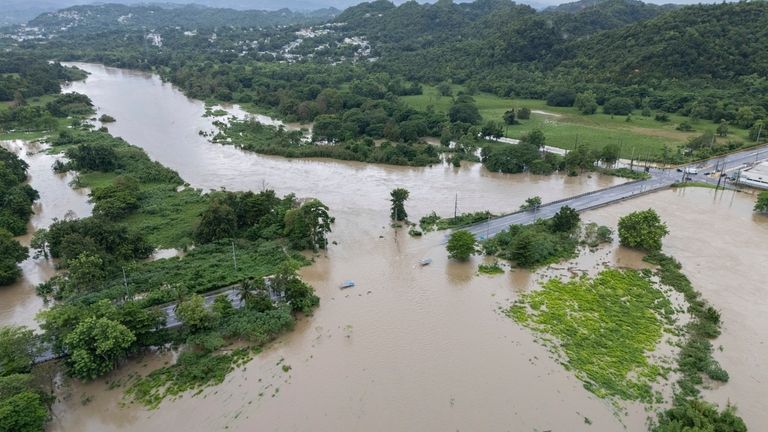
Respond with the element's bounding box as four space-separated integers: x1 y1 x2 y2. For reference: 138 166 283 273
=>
0 64 763 432
583 187 768 431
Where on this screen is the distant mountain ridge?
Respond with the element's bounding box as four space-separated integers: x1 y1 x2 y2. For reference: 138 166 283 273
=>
27 3 339 31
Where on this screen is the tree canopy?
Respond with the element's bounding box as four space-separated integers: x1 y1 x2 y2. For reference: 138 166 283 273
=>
446 230 476 261
618 209 669 251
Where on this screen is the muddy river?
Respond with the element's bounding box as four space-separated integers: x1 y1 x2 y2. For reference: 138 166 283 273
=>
0 63 764 431
0 140 92 329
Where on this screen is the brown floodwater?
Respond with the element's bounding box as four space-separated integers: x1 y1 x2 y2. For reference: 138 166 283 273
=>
583 187 768 431
27 63 765 432
0 140 92 329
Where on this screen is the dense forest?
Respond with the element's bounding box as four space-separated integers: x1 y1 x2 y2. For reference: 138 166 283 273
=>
0 53 85 102
3 0 765 168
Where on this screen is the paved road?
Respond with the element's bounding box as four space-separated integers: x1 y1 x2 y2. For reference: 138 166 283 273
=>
463 144 768 240
34 286 249 363
35 144 768 363
465 174 677 240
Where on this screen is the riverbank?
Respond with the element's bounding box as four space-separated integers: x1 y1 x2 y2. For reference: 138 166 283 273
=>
7 63 757 432
0 139 92 328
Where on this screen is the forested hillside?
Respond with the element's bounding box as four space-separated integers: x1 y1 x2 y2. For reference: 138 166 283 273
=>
27 3 338 32
559 1 768 83
545 0 678 38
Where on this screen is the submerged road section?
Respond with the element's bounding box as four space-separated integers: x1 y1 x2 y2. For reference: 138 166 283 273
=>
464 144 768 239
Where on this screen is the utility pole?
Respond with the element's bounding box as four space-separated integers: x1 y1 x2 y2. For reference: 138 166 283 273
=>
454 192 458 219
716 160 726 191
231 240 238 272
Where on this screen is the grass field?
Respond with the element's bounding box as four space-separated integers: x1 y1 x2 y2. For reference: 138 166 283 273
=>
402 86 750 159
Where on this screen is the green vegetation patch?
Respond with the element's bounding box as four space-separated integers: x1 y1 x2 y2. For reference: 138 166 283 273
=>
419 210 494 232
126 347 252 409
215 119 440 167
507 269 675 402
478 262 504 275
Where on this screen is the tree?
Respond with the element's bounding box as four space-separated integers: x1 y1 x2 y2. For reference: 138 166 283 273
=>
482 143 541 174
446 230 476 260
436 82 452 97
524 129 546 150
64 317 135 380
617 209 669 251
0 326 38 375
312 115 343 142
175 294 215 332
271 264 319 314
90 175 140 219
65 252 106 293
503 110 517 125
509 229 558 268
284 199 332 251
754 191 768 213
449 97 481 124
195 199 236 243
0 229 27 286
600 143 621 164
239 278 273 312
0 390 48 432
735 106 755 128
550 206 580 232
749 120 764 142
520 196 542 211
574 92 598 115
564 144 598 171
390 188 410 221
546 88 576 107
603 97 635 115
481 121 503 138
517 107 531 120
653 399 746 432
716 120 729 137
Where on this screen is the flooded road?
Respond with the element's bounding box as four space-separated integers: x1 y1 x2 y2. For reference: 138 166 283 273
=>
23 63 763 432
0 140 92 328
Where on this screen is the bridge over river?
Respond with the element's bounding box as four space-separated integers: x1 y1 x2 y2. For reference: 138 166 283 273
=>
34 144 768 364
463 144 768 239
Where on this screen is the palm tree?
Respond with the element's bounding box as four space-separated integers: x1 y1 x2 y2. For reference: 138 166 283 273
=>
237 278 257 306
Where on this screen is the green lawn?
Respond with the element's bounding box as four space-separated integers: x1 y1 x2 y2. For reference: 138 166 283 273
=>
402 86 750 159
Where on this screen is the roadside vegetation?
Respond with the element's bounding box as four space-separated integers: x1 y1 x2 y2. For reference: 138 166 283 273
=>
0 326 50 432
419 211 494 232
483 206 587 268
754 191 768 213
